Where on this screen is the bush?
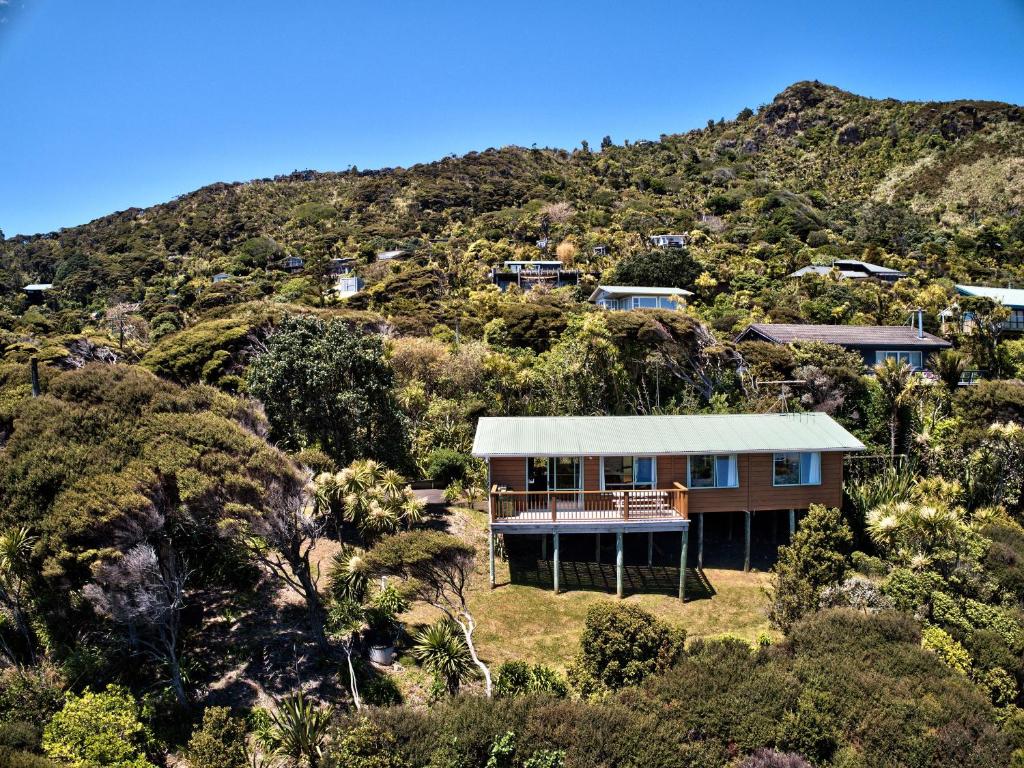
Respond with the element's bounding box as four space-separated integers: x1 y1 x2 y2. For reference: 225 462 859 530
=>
185 707 247 768
567 604 685 694
768 505 852 631
325 719 409 768
0 721 41 751
42 685 155 768
424 448 473 487
737 749 812 768
0 664 66 728
494 661 568 698
0 747 59 768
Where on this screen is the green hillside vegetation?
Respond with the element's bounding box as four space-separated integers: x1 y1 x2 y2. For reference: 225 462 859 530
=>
1 81 1024 767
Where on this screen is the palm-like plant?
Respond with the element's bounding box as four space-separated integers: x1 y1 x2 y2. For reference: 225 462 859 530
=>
930 349 966 394
327 545 369 603
0 526 38 664
314 460 424 540
873 358 919 457
265 690 333 767
413 620 474 696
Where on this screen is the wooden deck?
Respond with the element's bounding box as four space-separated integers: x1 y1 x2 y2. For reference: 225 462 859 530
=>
489 485 688 533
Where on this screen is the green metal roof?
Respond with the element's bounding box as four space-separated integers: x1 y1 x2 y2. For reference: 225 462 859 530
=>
472 413 865 457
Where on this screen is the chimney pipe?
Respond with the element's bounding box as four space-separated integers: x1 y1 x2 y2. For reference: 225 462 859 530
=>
30 356 40 397
916 309 924 339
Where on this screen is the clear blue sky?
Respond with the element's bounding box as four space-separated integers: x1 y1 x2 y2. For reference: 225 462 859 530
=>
1 0 1023 237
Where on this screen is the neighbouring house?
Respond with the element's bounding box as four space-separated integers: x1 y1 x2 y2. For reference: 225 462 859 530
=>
281 256 305 272
491 260 580 292
212 272 231 283
650 234 688 249
593 245 609 256
334 275 363 298
589 285 692 311
473 413 864 599
329 257 357 275
955 285 1024 333
788 259 906 283
23 283 53 305
376 249 410 262
735 318 951 371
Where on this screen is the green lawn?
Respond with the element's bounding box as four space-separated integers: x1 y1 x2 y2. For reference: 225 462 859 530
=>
402 506 776 672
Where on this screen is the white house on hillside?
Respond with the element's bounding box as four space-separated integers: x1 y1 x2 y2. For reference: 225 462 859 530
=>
589 285 692 311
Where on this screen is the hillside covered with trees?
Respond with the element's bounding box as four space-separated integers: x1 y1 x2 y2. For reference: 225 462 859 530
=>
1 81 1024 768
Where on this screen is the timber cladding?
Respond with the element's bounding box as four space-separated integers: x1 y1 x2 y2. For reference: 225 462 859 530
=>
489 452 844 512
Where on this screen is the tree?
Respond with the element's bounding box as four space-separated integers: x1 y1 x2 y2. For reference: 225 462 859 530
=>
326 598 366 710
364 531 492 695
873 358 919 457
247 315 409 469
185 707 248 768
0 526 37 665
931 349 966 394
567 603 685 694
315 460 424 540
413 619 474 696
226 479 329 650
768 505 852 632
611 249 702 290
326 719 409 768
83 543 191 708
42 685 155 768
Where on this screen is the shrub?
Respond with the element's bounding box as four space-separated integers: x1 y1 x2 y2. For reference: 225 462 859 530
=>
567 604 685 694
737 749 812 768
185 707 247 768
0 663 66 727
494 661 568 698
425 448 473 487
0 721 41 751
921 625 972 676
768 505 852 631
324 719 408 768
42 685 155 768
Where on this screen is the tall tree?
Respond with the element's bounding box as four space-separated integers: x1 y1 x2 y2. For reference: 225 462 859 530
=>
873 358 919 457
247 315 409 469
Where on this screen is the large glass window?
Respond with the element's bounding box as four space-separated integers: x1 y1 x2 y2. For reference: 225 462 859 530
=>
602 456 655 489
632 296 658 309
657 296 679 309
773 452 821 486
687 455 738 488
875 350 923 370
528 457 581 491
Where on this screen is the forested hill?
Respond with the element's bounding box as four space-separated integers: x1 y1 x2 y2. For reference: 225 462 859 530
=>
2 80 1023 309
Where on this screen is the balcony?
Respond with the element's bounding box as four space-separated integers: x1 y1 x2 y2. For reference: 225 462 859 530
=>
489 484 689 527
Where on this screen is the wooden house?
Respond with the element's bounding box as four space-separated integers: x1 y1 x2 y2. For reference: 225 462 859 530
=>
473 413 864 599
736 319 950 371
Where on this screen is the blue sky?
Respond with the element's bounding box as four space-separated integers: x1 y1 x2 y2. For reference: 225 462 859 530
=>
1 0 1023 237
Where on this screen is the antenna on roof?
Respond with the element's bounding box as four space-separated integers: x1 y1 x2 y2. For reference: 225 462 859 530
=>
755 379 806 413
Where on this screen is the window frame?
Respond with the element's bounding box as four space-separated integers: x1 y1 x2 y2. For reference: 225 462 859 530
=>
686 454 739 489
875 350 924 370
600 456 657 491
772 452 822 487
526 456 583 493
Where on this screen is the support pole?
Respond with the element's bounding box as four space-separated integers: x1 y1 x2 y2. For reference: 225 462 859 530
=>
552 532 560 594
30 357 40 398
541 534 547 561
789 508 796 540
698 513 704 570
595 533 600 563
647 531 654 566
488 530 496 588
744 510 752 573
615 531 624 598
679 527 688 601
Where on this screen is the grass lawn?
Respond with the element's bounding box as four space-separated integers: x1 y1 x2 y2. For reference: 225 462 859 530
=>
402 505 777 672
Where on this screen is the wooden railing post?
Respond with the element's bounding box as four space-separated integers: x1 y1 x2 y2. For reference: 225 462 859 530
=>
550 495 557 522
623 492 630 521
490 485 498 522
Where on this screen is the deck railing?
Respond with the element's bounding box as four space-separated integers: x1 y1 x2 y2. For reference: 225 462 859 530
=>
490 484 688 523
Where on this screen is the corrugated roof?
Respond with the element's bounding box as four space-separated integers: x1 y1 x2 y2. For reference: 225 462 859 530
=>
956 285 1024 308
23 283 53 291
472 413 865 457
589 285 693 301
739 323 951 348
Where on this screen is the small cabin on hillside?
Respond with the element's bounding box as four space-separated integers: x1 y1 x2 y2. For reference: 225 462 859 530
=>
376 249 410 262
212 273 231 284
491 260 580 292
650 234 688 249
280 256 305 272
955 285 1024 333
735 320 951 371
473 413 864 599
23 283 53 304
589 285 692 311
789 259 906 283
